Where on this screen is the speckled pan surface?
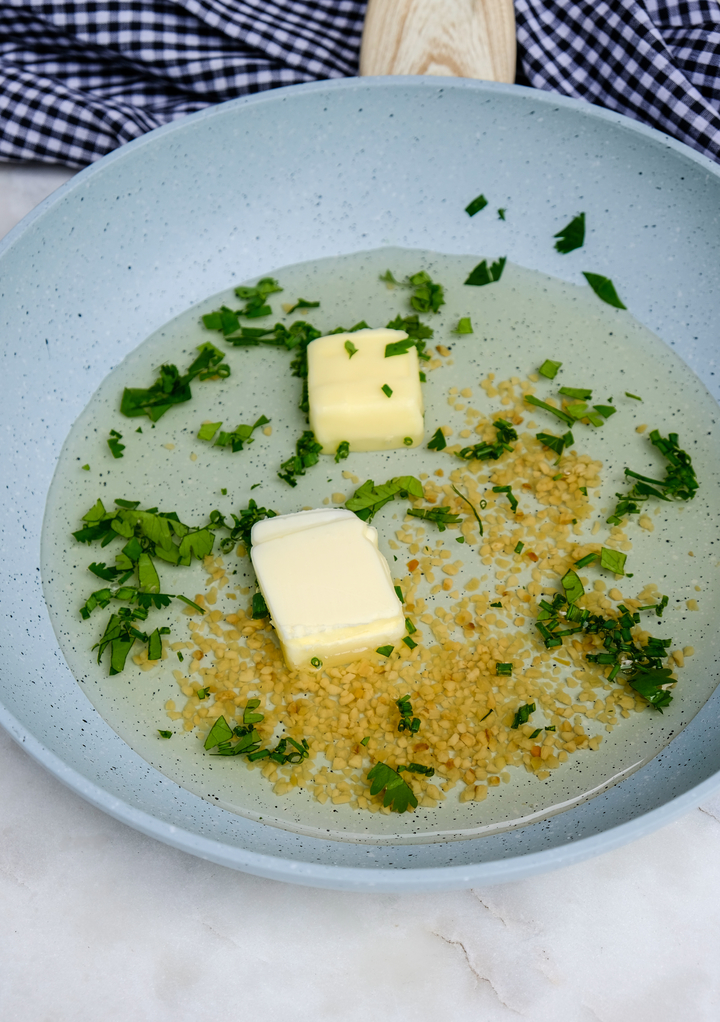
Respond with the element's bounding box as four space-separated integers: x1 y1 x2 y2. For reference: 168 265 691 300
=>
2 78 720 891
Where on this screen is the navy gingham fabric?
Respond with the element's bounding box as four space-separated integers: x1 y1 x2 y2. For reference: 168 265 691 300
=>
1 0 719 167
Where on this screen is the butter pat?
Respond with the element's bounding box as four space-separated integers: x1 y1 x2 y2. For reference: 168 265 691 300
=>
250 508 404 670
307 327 424 452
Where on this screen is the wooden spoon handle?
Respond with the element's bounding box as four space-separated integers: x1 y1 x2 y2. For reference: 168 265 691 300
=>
359 0 516 83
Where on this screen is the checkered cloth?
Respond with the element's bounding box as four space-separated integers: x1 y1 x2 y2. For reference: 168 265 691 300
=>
1 0 719 166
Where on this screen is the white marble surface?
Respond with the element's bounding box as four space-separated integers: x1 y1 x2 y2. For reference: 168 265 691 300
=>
2 163 720 1021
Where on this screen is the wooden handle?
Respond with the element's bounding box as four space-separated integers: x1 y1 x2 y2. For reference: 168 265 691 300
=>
359 0 516 83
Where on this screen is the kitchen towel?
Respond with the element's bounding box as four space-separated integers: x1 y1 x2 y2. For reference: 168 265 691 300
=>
1 0 719 166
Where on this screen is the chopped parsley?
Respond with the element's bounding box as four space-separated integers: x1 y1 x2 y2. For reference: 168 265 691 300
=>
345 339 358 358
367 762 418 813
536 430 575 456
199 414 269 453
496 663 513 676
345 475 423 522
497 208 506 220
335 440 350 463
157 730 172 739
381 384 393 398
582 272 627 310
535 574 676 709
427 427 447 451
380 270 445 314
251 592 268 619
210 499 277 552
465 193 488 216
453 318 473 336
376 645 394 657
464 257 506 286
538 359 562 379
121 343 229 422
626 392 642 401
278 430 323 486
608 430 699 525
286 298 320 314
107 430 125 459
457 418 517 461
384 337 415 357
554 213 585 254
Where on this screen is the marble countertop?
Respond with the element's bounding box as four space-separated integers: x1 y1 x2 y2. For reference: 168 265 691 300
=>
2 164 719 1021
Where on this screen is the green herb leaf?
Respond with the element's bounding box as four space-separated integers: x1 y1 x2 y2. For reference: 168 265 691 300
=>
407 506 461 532
497 208 506 220
107 430 125 459
582 272 627 309
528 729 543 740
464 257 506 286
427 427 447 451
335 440 350 463
381 384 393 398
561 569 584 605
278 430 323 487
524 394 574 427
492 485 518 513
496 662 513 676
121 343 229 422
345 339 358 358
286 298 320 314
455 317 473 334
628 667 675 711
367 762 418 813
465 194 488 216
158 730 172 739
559 387 592 400
204 715 234 750
457 418 518 462
536 430 575 456
574 552 599 569
625 392 642 401
514 541 524 554
608 430 699 525
197 421 222 441
511 702 536 729
593 404 616 419
376 645 394 657
346 475 423 522
600 548 627 575
450 484 485 537
385 337 415 357
538 359 562 379
554 213 585 254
